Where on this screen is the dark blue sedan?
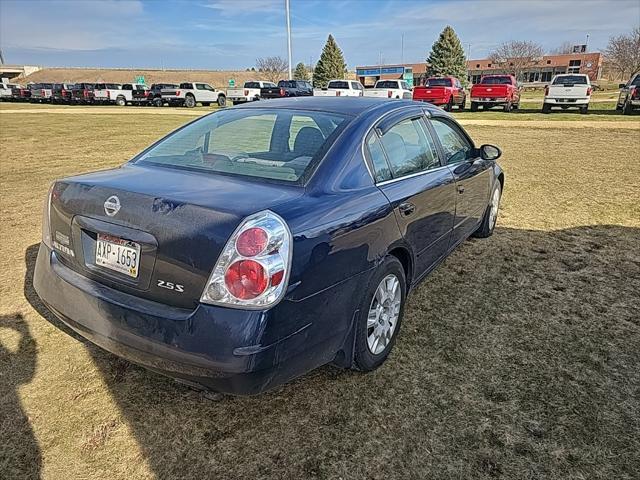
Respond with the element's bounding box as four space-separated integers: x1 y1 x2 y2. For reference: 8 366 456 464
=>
34 97 504 395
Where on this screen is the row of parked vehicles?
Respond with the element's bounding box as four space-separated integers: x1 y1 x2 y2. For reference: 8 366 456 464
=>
1 72 638 114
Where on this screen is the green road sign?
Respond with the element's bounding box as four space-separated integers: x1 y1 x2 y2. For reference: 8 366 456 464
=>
135 76 145 85
228 79 235 87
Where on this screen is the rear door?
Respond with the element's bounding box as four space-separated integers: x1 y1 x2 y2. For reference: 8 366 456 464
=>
429 116 492 245
365 113 456 277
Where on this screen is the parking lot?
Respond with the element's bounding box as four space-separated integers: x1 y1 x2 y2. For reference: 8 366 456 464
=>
0 102 638 479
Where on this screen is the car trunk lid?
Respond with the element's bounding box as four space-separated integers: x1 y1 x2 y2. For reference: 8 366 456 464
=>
413 86 448 101
49 164 304 309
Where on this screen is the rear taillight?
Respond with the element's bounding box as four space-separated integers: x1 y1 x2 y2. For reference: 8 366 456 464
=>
41 89 45 96
586 87 592 96
42 184 54 249
200 210 292 309
176 90 181 96
387 90 392 98
244 89 249 96
61 89 66 95
631 87 639 99
280 87 285 96
107 90 110 99
336 91 341 96
544 86 549 96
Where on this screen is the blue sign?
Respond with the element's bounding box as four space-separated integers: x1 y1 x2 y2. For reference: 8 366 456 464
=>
356 66 405 76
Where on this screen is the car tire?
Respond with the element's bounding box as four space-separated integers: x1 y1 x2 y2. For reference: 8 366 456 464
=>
542 103 551 114
353 255 406 372
470 101 478 112
217 95 227 107
503 102 512 112
623 100 633 115
458 96 466 110
444 96 453 111
115 96 126 107
184 95 196 108
473 181 502 238
153 97 163 107
580 105 589 115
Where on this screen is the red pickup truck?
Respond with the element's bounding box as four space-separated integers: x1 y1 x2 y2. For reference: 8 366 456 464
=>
470 75 520 112
413 76 466 111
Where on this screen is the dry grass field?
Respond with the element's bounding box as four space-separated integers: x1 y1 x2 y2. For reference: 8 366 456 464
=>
1 104 639 480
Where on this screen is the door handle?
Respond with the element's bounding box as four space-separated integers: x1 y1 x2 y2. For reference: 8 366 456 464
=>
398 202 416 216
457 186 465 194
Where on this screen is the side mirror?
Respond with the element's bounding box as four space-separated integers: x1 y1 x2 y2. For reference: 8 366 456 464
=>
619 83 626 89
480 144 501 161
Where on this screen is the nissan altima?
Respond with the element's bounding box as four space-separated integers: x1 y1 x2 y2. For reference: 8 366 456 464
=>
34 97 504 395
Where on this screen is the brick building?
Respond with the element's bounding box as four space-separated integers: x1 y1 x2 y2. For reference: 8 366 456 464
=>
467 52 603 85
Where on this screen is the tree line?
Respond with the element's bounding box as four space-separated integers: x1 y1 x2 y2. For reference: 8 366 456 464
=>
254 26 640 88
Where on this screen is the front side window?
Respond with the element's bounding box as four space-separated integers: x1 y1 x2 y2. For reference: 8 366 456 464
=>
430 118 474 165
379 118 440 178
135 109 349 183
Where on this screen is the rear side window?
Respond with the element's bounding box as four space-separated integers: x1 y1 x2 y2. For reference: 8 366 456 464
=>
376 81 399 89
245 82 260 89
365 134 392 182
179 83 192 89
379 118 440 178
426 78 452 87
430 118 474 164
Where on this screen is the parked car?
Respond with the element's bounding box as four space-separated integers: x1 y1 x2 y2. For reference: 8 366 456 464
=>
51 83 75 104
260 80 313 99
0 82 20 101
413 77 466 111
29 83 56 103
147 83 179 107
364 80 413 99
161 82 227 107
34 97 504 395
93 83 123 104
470 75 520 112
542 74 591 114
71 83 96 104
129 84 151 105
313 80 365 97
227 81 276 103
616 72 640 115
11 85 32 101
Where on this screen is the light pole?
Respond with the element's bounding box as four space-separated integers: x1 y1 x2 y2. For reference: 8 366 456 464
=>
285 0 292 79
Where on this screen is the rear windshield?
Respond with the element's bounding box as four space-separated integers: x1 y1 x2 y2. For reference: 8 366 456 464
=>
480 77 512 85
553 75 588 85
376 81 399 88
426 78 452 87
134 108 350 184
328 81 349 89
245 82 261 88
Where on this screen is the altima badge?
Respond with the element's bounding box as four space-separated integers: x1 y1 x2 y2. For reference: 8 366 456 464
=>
104 195 121 216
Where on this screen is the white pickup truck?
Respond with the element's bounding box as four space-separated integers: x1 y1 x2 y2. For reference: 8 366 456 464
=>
543 74 592 114
93 83 123 104
227 81 276 103
162 82 227 107
313 79 364 97
363 79 413 99
0 82 19 100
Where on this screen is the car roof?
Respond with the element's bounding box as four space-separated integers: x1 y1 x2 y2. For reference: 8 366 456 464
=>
231 96 441 117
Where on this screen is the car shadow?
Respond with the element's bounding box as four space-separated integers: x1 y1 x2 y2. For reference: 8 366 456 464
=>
482 106 626 116
23 224 640 479
0 312 41 480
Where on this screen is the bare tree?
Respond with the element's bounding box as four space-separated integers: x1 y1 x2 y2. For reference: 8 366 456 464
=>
255 56 289 83
551 41 576 55
604 26 640 80
489 40 544 82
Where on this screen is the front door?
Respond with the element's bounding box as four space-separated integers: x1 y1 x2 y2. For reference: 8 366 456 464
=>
365 116 456 277
429 117 492 245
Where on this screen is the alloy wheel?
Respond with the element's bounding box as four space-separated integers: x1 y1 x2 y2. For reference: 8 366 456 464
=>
367 274 401 355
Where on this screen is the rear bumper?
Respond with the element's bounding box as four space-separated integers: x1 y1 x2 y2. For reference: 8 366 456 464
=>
544 97 590 105
414 98 448 105
33 244 358 395
471 97 508 104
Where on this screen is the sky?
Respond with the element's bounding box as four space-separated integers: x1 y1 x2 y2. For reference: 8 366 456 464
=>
0 0 639 70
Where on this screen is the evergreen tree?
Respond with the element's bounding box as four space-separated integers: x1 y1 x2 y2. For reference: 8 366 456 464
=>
293 62 309 81
426 26 468 86
313 34 347 88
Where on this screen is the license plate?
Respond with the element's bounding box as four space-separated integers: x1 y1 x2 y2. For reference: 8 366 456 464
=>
95 234 140 278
